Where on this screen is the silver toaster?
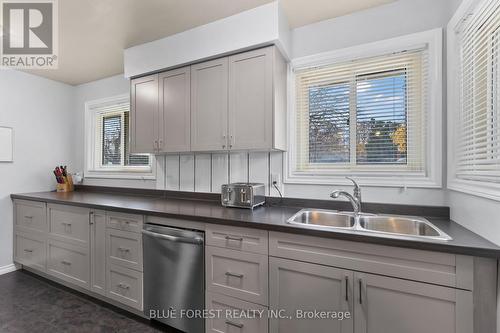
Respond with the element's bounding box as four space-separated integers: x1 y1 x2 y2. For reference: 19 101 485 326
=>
221 183 266 209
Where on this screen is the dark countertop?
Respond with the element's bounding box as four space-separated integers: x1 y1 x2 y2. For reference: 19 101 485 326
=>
11 190 500 258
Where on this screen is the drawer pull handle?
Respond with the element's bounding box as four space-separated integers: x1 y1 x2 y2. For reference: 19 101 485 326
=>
345 276 349 302
225 236 244 242
61 260 71 266
225 320 244 329
23 249 33 253
118 247 131 253
62 222 72 226
24 216 33 219
359 278 363 305
118 283 130 290
225 272 244 279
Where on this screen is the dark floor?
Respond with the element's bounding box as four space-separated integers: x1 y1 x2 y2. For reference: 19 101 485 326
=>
0 270 175 333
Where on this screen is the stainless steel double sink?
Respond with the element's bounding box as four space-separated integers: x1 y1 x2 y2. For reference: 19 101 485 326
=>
287 209 452 241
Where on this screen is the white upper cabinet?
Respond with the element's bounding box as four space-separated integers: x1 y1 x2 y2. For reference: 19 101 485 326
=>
228 47 273 150
191 58 229 151
159 66 191 153
130 46 287 154
130 74 159 154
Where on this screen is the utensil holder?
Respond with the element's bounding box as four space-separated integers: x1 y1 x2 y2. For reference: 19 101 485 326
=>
56 175 74 192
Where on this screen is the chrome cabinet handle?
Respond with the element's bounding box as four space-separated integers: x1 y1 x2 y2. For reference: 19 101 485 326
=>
225 235 243 242
225 272 244 278
61 260 71 266
24 216 33 220
225 320 244 329
345 276 349 302
358 278 363 305
89 212 94 225
229 135 234 149
23 249 33 253
118 283 130 290
222 134 227 149
118 247 131 253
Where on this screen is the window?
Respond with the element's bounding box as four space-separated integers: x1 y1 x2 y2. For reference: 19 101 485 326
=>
291 46 429 182
454 0 500 185
85 95 154 178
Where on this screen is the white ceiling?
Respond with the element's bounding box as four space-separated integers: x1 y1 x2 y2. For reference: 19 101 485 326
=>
26 0 395 85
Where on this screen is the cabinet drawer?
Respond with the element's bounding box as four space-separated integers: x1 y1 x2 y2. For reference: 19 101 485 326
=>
206 224 268 255
206 246 268 305
15 200 46 233
107 228 143 271
107 264 143 310
14 231 46 272
47 239 89 289
206 291 268 333
48 204 90 246
107 212 143 233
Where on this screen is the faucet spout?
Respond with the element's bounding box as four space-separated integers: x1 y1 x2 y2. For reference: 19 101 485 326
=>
330 191 360 216
330 177 362 216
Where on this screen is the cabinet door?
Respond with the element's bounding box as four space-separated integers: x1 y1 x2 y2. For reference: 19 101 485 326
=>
130 74 159 153
353 272 473 333
191 58 228 151
269 257 353 333
159 66 191 152
90 210 106 296
228 47 273 150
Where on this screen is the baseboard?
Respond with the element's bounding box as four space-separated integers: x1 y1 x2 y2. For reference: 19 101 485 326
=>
0 263 19 275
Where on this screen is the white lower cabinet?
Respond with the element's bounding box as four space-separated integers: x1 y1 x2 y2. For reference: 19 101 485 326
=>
106 263 143 310
14 230 46 272
269 258 473 333
47 239 90 289
206 291 268 333
353 272 473 333
269 257 353 333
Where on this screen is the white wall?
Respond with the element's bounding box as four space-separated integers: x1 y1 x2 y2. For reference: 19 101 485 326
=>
0 70 75 270
291 0 462 58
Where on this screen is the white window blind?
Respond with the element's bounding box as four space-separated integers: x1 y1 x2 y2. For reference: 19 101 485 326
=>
294 48 428 176
91 100 150 171
456 0 500 183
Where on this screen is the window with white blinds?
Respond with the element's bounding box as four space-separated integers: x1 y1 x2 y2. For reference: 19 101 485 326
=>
86 97 151 175
294 48 427 177
455 0 500 184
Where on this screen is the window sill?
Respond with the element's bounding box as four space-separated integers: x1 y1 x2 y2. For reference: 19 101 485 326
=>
448 178 500 202
284 173 441 188
84 170 156 180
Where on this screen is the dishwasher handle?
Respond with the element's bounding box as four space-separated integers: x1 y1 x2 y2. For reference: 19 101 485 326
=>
142 229 204 245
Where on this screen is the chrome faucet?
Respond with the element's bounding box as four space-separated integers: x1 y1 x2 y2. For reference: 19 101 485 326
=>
330 177 362 216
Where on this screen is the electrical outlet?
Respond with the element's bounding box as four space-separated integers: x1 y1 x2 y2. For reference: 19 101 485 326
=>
271 173 281 186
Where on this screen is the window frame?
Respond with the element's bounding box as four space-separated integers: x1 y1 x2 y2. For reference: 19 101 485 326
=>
285 29 443 188
447 0 500 201
84 94 156 180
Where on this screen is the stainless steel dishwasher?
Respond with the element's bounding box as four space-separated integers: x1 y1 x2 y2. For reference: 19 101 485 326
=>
142 224 205 333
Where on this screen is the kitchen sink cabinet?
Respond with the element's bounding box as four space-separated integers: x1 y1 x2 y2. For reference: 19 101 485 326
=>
353 272 472 333
269 257 353 333
269 258 473 333
130 73 159 154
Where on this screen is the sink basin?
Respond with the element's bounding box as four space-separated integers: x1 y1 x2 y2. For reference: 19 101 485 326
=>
288 209 355 229
358 215 452 241
287 209 452 241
